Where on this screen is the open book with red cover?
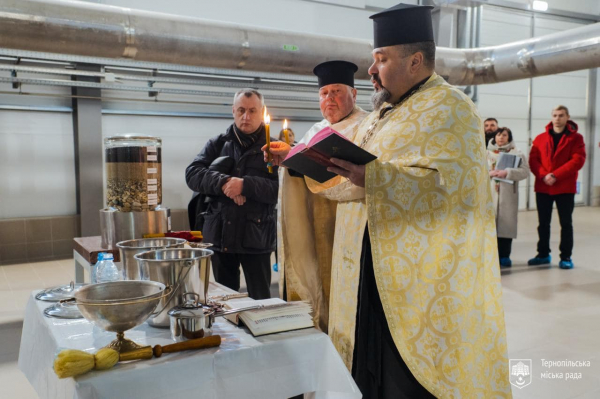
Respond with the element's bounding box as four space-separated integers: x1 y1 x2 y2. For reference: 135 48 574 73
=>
282 126 377 183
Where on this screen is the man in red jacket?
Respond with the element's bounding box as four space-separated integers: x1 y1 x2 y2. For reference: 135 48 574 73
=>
528 105 586 269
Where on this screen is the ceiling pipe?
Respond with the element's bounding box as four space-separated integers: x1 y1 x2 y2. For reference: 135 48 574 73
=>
437 23 600 85
1 0 600 86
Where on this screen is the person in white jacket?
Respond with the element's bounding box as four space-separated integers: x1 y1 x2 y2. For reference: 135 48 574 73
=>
487 127 530 267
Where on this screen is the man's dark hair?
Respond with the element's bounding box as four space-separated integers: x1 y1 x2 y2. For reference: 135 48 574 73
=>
399 41 436 69
484 118 498 124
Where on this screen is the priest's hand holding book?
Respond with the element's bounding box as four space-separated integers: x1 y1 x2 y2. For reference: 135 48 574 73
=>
327 158 366 187
262 141 366 187
262 126 376 186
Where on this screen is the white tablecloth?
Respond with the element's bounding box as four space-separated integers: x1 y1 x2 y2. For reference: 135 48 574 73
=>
18 284 361 399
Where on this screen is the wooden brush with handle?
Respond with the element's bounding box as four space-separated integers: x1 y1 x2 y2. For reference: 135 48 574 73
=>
54 335 221 378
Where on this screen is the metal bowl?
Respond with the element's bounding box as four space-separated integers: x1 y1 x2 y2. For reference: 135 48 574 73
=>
35 281 86 302
74 280 166 333
117 238 186 280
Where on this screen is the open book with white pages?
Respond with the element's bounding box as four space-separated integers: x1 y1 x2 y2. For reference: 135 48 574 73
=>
493 152 522 184
223 298 314 337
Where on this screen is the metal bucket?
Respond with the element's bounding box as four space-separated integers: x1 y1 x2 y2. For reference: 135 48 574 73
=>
116 238 186 280
134 248 213 328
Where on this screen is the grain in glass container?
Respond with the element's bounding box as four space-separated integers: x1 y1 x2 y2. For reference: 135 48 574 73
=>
104 135 162 212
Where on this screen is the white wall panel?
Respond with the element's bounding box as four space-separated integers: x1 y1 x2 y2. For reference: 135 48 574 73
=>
532 98 587 120
532 75 588 99
497 119 530 143
513 140 529 150
477 93 529 120
0 111 76 218
479 21 531 46
535 17 590 32
518 185 528 211
478 79 530 96
531 119 551 135
480 7 532 25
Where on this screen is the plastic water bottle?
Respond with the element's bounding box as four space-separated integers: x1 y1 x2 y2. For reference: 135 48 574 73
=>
94 253 122 283
91 252 103 284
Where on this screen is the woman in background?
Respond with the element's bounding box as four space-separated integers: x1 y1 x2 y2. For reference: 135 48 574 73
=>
278 128 296 147
487 127 530 267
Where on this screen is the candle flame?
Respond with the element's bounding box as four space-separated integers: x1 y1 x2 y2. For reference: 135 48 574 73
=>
263 107 270 124
283 119 288 129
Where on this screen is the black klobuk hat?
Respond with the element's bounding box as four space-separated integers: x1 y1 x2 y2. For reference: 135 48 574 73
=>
313 60 358 88
370 3 434 48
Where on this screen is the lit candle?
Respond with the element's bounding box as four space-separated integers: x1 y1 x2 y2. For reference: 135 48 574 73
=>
283 119 290 145
264 107 273 173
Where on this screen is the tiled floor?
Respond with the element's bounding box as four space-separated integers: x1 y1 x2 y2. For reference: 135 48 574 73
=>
0 258 75 399
502 207 600 399
1 207 599 398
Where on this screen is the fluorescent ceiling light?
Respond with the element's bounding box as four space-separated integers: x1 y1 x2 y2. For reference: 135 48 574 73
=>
532 1 549 11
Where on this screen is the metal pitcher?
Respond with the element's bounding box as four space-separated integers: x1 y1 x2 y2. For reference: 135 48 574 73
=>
117 238 186 280
134 248 213 328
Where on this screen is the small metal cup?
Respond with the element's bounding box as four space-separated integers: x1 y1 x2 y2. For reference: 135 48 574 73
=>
168 293 263 342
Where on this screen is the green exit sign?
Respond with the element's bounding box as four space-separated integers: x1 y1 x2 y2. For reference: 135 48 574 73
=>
283 44 299 51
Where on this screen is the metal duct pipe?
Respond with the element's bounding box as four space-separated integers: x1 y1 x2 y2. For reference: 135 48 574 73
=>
0 0 374 77
436 23 600 85
1 0 600 85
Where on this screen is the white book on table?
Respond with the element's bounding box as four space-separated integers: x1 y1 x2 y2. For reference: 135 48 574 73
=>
224 298 314 337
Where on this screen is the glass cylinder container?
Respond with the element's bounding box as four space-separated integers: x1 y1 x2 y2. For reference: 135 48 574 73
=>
104 135 162 212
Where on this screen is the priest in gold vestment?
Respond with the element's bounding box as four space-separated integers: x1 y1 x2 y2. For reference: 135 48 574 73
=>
268 3 511 398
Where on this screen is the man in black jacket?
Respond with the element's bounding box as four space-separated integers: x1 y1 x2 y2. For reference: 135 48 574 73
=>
186 88 278 299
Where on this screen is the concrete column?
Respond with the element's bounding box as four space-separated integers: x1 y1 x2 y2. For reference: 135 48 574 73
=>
72 64 104 236
432 6 457 48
